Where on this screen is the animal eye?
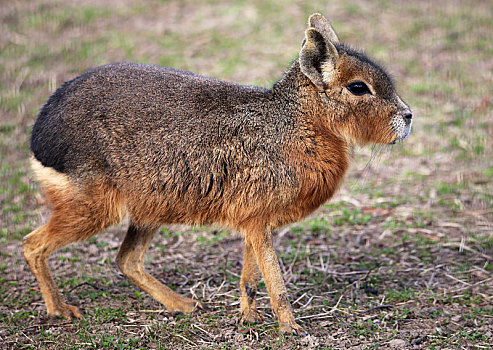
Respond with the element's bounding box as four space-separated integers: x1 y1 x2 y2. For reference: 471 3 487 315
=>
346 81 371 96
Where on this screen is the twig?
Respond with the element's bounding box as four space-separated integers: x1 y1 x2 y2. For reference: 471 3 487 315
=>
140 309 165 313
192 324 213 338
442 242 492 261
355 305 393 317
24 322 72 330
19 331 34 343
207 278 226 301
292 292 307 305
188 330 211 343
331 293 344 312
173 333 197 346
451 277 493 293
301 295 315 309
225 269 240 277
472 277 493 286
333 312 350 329
67 281 104 294
170 235 184 249
178 273 190 287
321 269 370 276
444 273 471 286
294 311 333 321
340 196 361 207
306 256 313 274
464 209 493 216
426 269 438 288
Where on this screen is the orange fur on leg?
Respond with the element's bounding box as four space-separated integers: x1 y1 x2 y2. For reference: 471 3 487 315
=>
240 241 263 323
24 159 125 318
116 223 208 313
245 226 305 335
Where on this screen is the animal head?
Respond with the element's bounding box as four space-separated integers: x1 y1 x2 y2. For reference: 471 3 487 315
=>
299 13 412 145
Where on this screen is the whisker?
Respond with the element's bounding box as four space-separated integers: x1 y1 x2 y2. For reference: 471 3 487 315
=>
356 125 395 187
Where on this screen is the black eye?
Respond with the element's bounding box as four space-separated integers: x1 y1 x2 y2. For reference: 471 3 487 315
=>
346 81 371 96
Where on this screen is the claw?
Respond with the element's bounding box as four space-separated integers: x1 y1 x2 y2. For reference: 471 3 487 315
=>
296 328 310 337
192 301 210 313
279 321 308 336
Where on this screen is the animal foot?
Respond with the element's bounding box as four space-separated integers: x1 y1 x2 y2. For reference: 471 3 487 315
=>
191 300 210 313
48 302 82 319
240 308 265 324
279 320 309 336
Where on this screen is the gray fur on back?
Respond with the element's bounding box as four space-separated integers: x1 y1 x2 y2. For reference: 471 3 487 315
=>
31 63 301 202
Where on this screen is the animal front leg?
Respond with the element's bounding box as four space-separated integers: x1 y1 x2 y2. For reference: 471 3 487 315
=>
246 227 305 335
239 241 264 323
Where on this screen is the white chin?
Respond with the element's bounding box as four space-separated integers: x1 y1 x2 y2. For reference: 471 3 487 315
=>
396 123 412 142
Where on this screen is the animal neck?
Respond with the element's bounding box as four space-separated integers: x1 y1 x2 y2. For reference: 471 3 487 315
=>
271 60 351 214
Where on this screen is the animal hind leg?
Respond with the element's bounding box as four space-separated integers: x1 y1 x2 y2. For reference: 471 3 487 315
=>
116 222 207 313
23 208 113 318
24 162 125 318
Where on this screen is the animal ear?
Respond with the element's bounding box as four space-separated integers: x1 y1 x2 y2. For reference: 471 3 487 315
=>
299 28 339 90
308 13 340 44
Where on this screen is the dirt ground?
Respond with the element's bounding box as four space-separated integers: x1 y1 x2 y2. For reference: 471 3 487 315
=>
0 0 492 349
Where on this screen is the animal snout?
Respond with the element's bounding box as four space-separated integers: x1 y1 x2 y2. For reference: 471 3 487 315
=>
403 111 412 126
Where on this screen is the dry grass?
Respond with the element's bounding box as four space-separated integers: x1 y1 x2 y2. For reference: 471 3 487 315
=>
1 0 492 349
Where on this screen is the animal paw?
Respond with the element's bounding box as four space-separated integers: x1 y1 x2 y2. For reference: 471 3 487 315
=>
48 302 82 319
240 308 265 324
192 300 210 313
279 320 308 336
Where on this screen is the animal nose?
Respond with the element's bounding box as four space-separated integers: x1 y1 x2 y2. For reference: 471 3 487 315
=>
403 111 412 125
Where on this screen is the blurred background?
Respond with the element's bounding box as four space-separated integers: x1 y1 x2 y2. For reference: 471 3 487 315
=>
0 0 492 348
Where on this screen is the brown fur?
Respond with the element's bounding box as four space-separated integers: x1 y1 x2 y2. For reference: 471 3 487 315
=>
24 14 411 334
